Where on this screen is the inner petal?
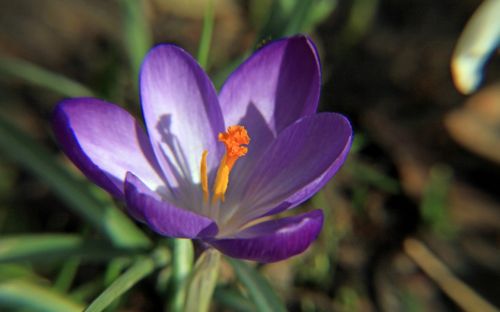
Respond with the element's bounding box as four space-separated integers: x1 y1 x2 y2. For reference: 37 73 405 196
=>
221 113 352 231
140 44 225 209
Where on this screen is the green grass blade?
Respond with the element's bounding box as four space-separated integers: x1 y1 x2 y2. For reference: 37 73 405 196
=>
197 0 215 70
0 279 84 312
0 264 38 282
0 56 94 97
102 258 131 311
54 258 80 292
85 258 154 312
169 238 194 312
70 279 103 302
120 0 152 80
256 0 332 39
0 234 140 263
228 259 287 312
214 287 256 312
0 116 150 248
282 0 314 36
85 248 169 312
184 249 220 312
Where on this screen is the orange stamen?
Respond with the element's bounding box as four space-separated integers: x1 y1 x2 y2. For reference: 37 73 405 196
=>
200 150 209 203
213 125 250 204
218 125 250 170
199 125 250 206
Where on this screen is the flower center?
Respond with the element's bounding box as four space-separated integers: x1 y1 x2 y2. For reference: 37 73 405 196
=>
200 125 250 205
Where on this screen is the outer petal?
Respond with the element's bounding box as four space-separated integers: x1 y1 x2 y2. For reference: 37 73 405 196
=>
124 173 218 238
140 44 224 202
218 35 321 198
219 35 321 138
223 113 352 228
52 98 165 198
210 210 323 263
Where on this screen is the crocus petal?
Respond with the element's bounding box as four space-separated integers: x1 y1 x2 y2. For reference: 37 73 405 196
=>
219 35 321 139
140 44 225 201
224 113 351 228
210 210 323 263
124 172 218 239
52 98 165 198
218 36 321 198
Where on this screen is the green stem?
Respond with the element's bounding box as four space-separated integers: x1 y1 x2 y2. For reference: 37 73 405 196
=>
184 249 221 312
169 239 194 312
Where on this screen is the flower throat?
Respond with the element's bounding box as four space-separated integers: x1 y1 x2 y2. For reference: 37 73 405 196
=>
200 125 250 205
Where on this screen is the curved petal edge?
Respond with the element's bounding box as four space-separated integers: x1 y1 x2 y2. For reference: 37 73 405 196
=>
209 210 324 263
52 98 165 198
226 113 352 226
124 172 218 239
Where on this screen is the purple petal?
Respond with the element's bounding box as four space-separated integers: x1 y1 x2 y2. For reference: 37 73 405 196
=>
52 98 165 198
140 44 225 203
224 113 352 227
210 210 323 262
124 172 218 238
218 35 321 200
219 35 321 139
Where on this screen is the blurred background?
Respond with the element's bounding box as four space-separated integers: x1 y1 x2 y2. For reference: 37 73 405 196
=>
0 0 499 311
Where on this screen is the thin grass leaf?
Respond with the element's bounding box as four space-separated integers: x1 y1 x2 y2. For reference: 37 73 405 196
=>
303 0 338 32
0 264 38 282
184 249 220 312
102 258 131 311
0 234 140 263
0 56 94 97
197 0 215 70
169 239 194 312
54 258 80 293
0 279 84 312
282 0 315 36
256 0 331 39
0 116 150 248
214 287 256 312
85 248 169 312
104 258 131 286
228 259 287 312
85 258 154 312
120 0 152 81
70 279 103 303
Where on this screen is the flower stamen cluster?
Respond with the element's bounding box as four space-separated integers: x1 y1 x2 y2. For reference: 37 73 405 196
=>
200 125 250 205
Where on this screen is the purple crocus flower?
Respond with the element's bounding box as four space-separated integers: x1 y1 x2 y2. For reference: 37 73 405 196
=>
52 36 352 262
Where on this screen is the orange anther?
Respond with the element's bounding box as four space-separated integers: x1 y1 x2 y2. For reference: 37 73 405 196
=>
217 125 250 170
200 125 250 206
